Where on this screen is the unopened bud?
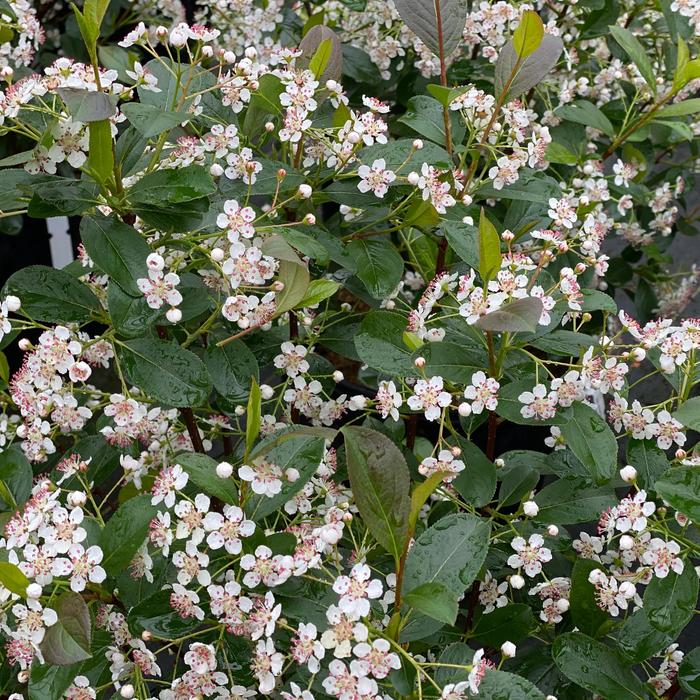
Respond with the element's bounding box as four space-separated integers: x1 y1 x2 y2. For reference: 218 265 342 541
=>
547 524 559 537
303 213 316 225
510 574 525 589
332 371 344 383
5 295 20 312
211 247 225 262
523 500 539 517
210 163 224 177
260 384 274 400
501 641 516 658
166 307 182 324
298 184 313 199
216 462 233 479
414 356 426 368
619 465 637 482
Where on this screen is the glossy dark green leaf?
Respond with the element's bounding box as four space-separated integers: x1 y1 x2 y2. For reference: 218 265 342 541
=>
477 670 546 699
342 426 410 564
120 102 191 138
625 439 670 489
204 339 259 403
118 337 212 407
176 452 238 504
654 466 700 521
80 214 150 296
569 558 609 637
3 265 101 323
673 396 700 431
347 238 404 300
99 494 157 577
534 477 617 524
404 581 459 625
560 402 617 484
402 512 490 597
616 610 673 663
40 592 92 665
452 438 497 507
472 603 535 646
0 445 32 511
354 310 417 376
644 565 698 636
552 632 649 699
107 282 162 338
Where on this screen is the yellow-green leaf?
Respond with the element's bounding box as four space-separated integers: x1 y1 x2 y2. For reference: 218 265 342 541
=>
513 10 544 59
88 119 114 185
245 377 261 459
478 208 502 282
0 562 30 597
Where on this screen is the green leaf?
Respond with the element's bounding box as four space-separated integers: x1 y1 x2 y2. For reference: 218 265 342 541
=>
626 439 669 489
342 426 410 564
245 377 262 458
392 0 468 56
552 632 649 699
275 260 311 314
609 25 656 95
654 466 700 521
204 339 258 404
120 102 190 138
80 214 150 296
679 647 700 694
298 25 342 84
644 565 698 637
128 164 215 204
347 238 404 300
402 512 490 597
616 610 672 663
3 265 101 324
495 34 563 99
673 396 700 430
442 219 479 268
99 494 157 577
655 98 700 118
354 310 417 376
0 446 32 511
534 477 617 524
471 603 535 645
556 100 615 138
398 95 464 148
477 670 546 700
513 10 545 59
56 88 116 122
129 589 200 638
87 119 114 184
559 402 617 484
404 582 458 625
308 38 333 78
176 452 238 504
118 338 212 408
245 433 326 520
476 297 543 333
108 282 161 338
0 561 30 596
478 207 501 282
570 558 609 637
409 471 447 535
296 279 341 308
452 438 497 508
419 341 486 383
40 592 92 665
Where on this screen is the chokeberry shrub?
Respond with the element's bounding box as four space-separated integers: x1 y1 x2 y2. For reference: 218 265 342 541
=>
0 0 699 698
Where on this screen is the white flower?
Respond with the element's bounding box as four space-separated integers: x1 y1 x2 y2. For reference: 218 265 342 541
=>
332 563 383 620
64 544 106 592
518 384 558 421
375 380 403 421
642 538 684 578
238 458 284 497
507 534 552 577
407 376 452 421
357 158 396 198
463 371 499 414
151 464 189 508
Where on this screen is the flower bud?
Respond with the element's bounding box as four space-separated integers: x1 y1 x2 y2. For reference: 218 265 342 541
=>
17 671 29 683
147 253 165 271
450 446 461 457
332 371 344 383
412 139 424 150
26 583 42 599
547 524 559 537
235 405 246 416
458 402 472 417
120 685 135 699
385 299 395 310
523 500 539 517
265 121 275 132
303 213 316 225
166 307 182 324
211 247 225 262
619 534 634 550
298 184 313 199
245 47 257 59
582 312 592 322
347 131 361 144
18 338 31 351
414 356 425 368
260 384 274 400
223 51 236 64
216 462 233 479
501 641 516 658
556 598 570 612
141 630 152 641
286 468 299 483
210 163 224 177
202 45 214 58
619 465 637 482
510 574 525 589
68 491 87 507
5 295 20 312
407 171 420 186
494 458 505 468
675 449 687 460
